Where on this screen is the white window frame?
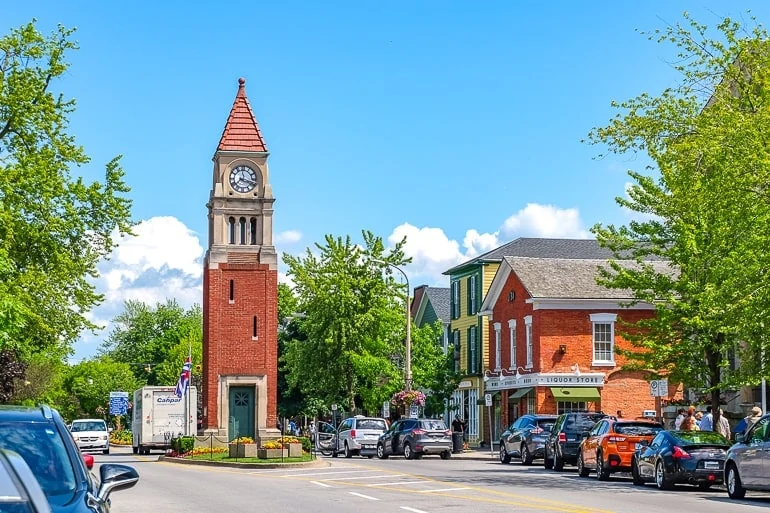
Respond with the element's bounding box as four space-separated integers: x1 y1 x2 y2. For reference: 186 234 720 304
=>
557 401 587 414
451 281 460 319
469 275 477 314
524 315 533 369
590 313 617 366
493 322 501 371
468 389 479 439
469 327 477 374
508 319 516 369
453 330 460 372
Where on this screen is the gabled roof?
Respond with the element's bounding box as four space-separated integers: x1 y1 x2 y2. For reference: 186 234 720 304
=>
479 256 674 312
413 286 450 327
217 78 268 153
443 238 617 276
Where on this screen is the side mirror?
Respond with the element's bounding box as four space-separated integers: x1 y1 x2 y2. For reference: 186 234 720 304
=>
97 464 139 502
735 433 745 443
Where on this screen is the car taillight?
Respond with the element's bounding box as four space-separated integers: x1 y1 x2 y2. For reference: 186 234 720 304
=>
607 436 626 443
529 427 543 434
412 428 426 435
558 432 566 443
672 446 691 459
350 429 356 438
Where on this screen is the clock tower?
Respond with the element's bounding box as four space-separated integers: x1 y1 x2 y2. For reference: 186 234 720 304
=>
202 78 279 440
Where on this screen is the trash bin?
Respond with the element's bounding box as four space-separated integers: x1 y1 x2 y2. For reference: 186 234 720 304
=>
452 432 464 453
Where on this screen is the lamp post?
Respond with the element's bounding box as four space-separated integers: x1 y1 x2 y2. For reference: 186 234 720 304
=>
373 260 412 392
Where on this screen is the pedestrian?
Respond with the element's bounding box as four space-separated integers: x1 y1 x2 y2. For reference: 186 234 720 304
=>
680 406 700 431
716 408 731 439
289 418 298 436
699 406 714 432
616 410 623 418
736 406 763 437
309 421 316 443
674 408 687 429
694 411 703 428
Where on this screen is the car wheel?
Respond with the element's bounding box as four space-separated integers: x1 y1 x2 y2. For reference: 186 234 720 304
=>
631 457 644 486
440 451 451 460
553 449 564 471
577 452 590 477
596 452 610 481
655 460 673 490
726 464 746 499
499 443 511 464
103 447 110 455
404 443 414 460
377 443 389 460
521 444 533 465
544 447 554 470
132 446 138 455
344 443 353 458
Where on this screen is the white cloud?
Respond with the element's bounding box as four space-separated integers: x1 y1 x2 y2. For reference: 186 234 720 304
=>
275 230 302 245
500 203 589 239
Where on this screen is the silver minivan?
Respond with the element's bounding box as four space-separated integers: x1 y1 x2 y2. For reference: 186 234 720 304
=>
335 416 388 458
725 413 770 499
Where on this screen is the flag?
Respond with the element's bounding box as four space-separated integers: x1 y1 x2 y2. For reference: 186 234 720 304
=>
175 356 192 398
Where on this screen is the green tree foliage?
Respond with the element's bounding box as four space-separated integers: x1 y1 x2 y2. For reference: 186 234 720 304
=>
0 21 133 364
587 13 770 424
411 322 461 417
60 358 143 421
100 300 202 385
10 352 68 407
282 231 411 414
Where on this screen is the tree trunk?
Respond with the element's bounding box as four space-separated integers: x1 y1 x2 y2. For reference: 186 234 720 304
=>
707 333 724 431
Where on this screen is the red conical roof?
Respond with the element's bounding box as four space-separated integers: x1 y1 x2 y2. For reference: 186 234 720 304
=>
216 78 268 152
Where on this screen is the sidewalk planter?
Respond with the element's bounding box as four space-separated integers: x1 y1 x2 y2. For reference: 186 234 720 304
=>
258 448 288 459
229 443 258 458
288 443 303 457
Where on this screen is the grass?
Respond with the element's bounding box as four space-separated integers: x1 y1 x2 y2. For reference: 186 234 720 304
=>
186 451 315 463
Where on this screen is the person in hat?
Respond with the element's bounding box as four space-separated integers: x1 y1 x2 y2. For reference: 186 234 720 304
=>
735 406 763 437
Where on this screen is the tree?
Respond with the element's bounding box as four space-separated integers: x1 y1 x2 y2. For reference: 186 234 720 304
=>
587 13 770 427
100 300 202 385
282 231 410 415
61 358 143 421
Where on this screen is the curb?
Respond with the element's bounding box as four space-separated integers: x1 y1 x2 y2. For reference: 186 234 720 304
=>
159 455 329 470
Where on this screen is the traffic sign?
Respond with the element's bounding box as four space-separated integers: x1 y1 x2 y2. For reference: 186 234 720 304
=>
649 379 668 397
109 391 129 415
383 401 390 419
409 404 419 419
484 393 492 407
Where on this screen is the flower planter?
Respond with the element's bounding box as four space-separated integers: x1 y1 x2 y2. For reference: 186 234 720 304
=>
258 448 288 459
229 443 258 458
288 443 303 457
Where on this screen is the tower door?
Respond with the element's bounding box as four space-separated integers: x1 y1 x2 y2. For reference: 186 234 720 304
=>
228 386 255 441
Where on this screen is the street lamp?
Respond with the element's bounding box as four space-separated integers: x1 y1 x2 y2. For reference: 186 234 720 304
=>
373 259 412 392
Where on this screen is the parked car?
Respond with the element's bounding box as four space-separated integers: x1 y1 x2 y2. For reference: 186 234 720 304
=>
377 418 453 460
70 418 111 454
499 414 557 465
0 405 139 513
632 430 731 490
725 413 770 499
0 448 53 513
577 418 663 479
334 415 388 458
544 411 609 470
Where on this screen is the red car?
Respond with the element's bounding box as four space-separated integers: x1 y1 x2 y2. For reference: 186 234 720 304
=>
578 418 663 480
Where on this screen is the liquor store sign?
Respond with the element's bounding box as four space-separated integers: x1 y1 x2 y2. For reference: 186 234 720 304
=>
485 372 605 391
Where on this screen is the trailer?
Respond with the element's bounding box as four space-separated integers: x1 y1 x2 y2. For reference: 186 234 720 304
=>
131 386 197 454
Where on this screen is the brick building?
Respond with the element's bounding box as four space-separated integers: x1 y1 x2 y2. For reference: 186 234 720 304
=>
478 256 681 434
201 78 279 441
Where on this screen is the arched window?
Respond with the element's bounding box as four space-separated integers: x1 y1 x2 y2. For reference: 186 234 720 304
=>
228 217 236 244
250 218 257 245
239 217 246 245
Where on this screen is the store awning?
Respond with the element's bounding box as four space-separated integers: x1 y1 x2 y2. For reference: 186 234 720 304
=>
550 387 600 400
508 387 533 400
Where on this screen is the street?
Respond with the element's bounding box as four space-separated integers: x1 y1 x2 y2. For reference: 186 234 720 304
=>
100 446 770 513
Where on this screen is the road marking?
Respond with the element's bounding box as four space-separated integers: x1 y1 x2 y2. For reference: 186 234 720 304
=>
349 492 380 501
367 480 426 487
310 480 332 488
401 507 429 513
322 474 399 481
275 470 373 477
419 487 471 493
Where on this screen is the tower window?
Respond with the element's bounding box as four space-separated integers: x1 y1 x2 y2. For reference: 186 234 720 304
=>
252 315 259 340
239 217 246 245
250 218 257 245
229 280 234 303
228 217 236 244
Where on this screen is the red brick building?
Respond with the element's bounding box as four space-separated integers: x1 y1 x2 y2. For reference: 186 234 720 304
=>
478 256 680 430
202 78 279 441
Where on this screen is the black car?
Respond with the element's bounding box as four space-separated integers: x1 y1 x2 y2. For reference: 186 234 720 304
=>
377 418 453 460
0 405 139 512
632 430 731 490
499 414 557 465
544 411 609 470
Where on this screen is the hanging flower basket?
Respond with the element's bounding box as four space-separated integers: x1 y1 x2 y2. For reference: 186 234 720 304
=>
391 390 426 409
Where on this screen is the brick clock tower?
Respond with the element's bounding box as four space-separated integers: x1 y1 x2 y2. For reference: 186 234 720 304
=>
202 78 279 441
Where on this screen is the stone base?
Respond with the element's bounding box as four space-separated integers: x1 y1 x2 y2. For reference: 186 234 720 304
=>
229 444 258 458
258 448 287 459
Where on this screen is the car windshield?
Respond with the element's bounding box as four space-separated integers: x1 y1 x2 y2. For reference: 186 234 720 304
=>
357 419 387 430
673 431 730 445
0 422 77 499
536 421 555 432
419 420 447 431
566 414 604 431
71 421 107 432
615 423 663 436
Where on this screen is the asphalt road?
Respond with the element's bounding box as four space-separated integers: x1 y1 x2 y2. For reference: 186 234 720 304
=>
99 446 770 513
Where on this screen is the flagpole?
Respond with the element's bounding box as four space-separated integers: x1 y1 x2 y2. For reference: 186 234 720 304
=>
186 342 192 436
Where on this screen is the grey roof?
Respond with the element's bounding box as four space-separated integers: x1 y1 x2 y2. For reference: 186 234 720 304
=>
424 287 450 321
506 257 674 299
444 237 662 276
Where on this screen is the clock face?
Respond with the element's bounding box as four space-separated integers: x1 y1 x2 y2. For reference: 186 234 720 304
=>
229 165 257 193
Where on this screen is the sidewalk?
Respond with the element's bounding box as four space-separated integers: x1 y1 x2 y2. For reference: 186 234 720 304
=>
450 447 499 461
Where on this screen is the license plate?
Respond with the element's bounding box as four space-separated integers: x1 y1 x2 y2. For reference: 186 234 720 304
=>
704 461 719 469
362 445 374 449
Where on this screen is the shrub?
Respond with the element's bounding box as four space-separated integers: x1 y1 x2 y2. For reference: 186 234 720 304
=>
230 436 255 444
109 430 133 445
171 436 195 454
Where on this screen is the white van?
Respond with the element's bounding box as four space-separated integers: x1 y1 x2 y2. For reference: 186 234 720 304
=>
70 418 111 454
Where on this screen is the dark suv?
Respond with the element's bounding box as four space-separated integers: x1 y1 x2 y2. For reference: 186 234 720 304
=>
544 411 609 471
499 414 557 465
0 405 139 512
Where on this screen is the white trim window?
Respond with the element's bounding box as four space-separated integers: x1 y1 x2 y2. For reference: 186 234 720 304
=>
590 313 617 365
493 322 501 370
451 281 460 319
524 315 533 368
453 330 460 372
508 319 517 369
468 389 479 439
469 327 477 374
468 274 477 314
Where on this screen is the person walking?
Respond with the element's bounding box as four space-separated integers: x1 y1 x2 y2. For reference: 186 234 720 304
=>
735 406 763 437
716 408 731 439
680 407 700 431
674 408 687 429
699 406 714 432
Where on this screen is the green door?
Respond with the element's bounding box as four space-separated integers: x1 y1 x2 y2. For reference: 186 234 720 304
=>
228 386 255 441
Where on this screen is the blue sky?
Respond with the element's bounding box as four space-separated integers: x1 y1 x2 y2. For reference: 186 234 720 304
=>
5 2 769 360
